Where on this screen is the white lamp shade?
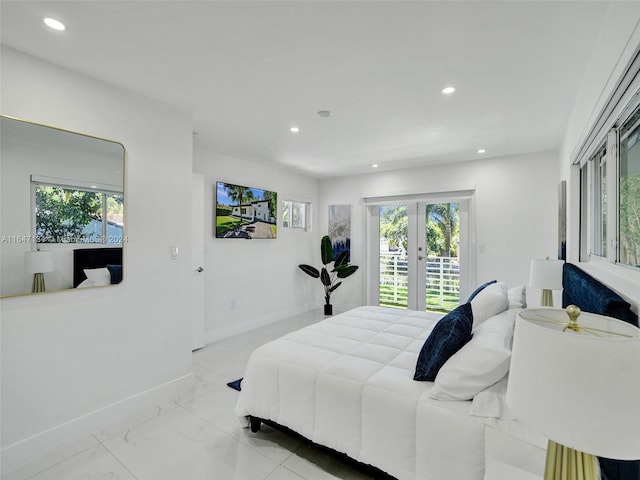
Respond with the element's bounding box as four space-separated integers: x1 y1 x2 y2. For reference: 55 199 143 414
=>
24 250 55 274
507 308 640 460
529 258 563 290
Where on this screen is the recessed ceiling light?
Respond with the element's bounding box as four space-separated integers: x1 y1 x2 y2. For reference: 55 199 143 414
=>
43 17 66 31
441 86 456 95
290 126 300 133
477 149 486 154
317 110 332 118
372 164 379 168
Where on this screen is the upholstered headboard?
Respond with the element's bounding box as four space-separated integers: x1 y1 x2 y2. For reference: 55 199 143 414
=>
562 263 639 480
562 263 637 327
73 247 123 287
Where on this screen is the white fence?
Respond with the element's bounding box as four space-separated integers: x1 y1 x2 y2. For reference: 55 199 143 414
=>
379 253 460 311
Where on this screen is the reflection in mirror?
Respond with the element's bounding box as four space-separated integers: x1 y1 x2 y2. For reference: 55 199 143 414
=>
0 115 125 297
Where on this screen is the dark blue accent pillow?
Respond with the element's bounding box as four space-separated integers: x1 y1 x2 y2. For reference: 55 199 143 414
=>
414 303 474 382
106 264 122 284
466 280 497 303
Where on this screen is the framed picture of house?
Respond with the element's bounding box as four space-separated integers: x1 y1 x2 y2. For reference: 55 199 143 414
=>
215 181 277 239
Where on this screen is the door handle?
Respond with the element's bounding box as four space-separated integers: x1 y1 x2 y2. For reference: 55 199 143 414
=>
195 266 204 272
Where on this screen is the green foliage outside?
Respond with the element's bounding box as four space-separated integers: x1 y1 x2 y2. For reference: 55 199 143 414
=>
379 203 460 257
380 205 408 251
620 175 640 267
36 186 101 243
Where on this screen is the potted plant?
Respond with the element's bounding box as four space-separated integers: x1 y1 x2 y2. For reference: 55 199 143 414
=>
299 235 359 315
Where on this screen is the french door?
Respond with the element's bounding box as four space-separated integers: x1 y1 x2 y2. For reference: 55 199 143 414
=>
367 197 472 312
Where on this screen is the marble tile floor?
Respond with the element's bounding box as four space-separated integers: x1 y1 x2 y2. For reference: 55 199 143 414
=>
3 309 542 480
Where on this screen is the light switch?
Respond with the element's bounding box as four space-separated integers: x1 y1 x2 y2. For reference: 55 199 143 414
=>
170 246 179 259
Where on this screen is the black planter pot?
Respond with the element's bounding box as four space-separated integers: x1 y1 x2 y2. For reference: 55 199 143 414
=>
324 304 333 316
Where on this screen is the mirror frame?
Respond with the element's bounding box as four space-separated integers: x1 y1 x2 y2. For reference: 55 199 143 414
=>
0 114 126 298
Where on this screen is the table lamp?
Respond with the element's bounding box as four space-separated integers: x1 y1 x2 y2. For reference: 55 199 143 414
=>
529 258 564 306
507 306 640 480
24 250 55 292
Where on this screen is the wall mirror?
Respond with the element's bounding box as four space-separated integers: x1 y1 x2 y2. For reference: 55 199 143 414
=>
0 115 125 297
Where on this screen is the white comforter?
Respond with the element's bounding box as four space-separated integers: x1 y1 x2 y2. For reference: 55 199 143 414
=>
234 306 486 480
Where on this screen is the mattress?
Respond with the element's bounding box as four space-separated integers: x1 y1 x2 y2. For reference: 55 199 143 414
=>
234 306 487 480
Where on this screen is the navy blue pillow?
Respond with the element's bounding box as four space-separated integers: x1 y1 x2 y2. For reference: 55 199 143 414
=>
466 280 497 302
413 303 474 381
106 264 122 284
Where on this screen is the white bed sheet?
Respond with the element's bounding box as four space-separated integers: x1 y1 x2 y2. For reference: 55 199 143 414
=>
234 306 487 480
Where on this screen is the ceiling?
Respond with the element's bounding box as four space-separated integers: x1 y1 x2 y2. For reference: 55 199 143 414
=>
0 1 618 178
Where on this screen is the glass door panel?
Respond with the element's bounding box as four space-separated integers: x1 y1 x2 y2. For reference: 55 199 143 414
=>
372 199 468 313
423 202 461 313
379 204 409 309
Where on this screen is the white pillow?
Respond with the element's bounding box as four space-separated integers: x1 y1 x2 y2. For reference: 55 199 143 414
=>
430 308 517 401
469 374 512 419
83 267 111 286
470 282 508 328
508 285 527 310
76 279 93 288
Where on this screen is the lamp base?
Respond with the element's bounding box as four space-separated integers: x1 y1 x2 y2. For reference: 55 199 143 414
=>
545 440 600 480
32 273 45 293
541 289 554 307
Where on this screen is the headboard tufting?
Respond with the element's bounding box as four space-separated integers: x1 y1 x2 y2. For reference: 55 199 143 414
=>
562 263 639 480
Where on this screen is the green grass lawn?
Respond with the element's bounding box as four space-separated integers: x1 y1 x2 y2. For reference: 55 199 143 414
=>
379 285 459 313
216 216 243 236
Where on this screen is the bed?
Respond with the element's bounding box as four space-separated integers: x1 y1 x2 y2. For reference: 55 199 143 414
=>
234 264 638 479
73 247 123 288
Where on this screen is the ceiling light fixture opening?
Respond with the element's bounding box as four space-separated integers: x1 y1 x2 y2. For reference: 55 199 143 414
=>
43 17 66 31
317 110 331 118
477 149 486 154
372 164 379 168
290 126 300 133
441 86 456 95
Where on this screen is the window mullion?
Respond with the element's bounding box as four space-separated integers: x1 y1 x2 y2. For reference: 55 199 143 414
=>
606 129 619 264
102 193 107 244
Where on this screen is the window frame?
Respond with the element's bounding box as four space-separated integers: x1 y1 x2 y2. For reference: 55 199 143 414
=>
281 199 311 231
579 95 640 270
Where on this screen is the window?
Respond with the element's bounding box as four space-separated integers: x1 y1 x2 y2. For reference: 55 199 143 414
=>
282 200 310 230
577 44 640 270
619 106 640 267
33 179 124 244
580 101 640 269
586 144 607 258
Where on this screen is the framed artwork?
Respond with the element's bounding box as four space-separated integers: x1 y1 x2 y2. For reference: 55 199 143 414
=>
215 182 277 239
328 204 351 261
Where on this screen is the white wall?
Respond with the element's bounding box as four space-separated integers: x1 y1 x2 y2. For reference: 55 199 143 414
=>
193 148 320 342
318 151 560 311
559 3 640 310
1 47 194 473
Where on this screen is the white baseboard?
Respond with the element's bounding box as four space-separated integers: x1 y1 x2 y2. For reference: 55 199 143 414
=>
1 373 194 476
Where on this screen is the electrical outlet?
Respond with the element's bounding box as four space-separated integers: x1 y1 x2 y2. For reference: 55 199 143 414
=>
230 299 237 310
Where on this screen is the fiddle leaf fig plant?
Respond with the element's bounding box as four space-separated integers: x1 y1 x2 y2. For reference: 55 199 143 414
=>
299 235 358 315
